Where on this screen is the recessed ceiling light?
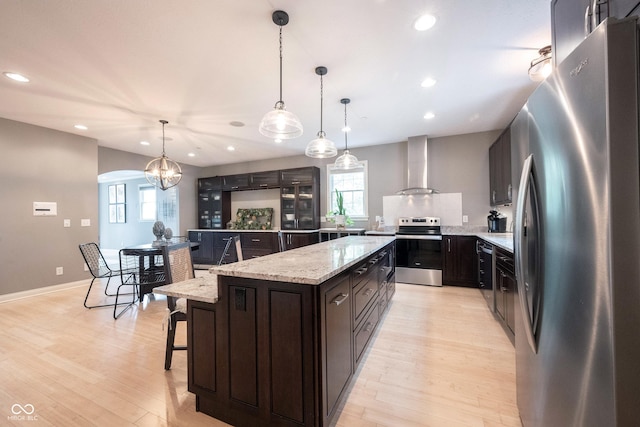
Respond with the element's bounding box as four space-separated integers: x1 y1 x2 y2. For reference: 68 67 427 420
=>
140 140 150 146
188 152 195 157
227 146 235 151
414 14 436 31
229 121 245 127
274 138 282 143
74 124 88 130
423 112 435 120
3 72 29 83
421 77 436 88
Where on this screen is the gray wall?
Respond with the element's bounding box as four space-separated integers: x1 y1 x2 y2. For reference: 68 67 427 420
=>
0 117 99 295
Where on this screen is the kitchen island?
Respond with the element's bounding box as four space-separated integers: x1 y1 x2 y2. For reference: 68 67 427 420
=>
156 236 396 427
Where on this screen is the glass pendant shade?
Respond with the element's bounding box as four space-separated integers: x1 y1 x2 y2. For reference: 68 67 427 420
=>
259 101 303 139
334 149 361 170
305 131 338 158
259 10 303 140
144 120 182 191
528 45 552 81
333 97 361 169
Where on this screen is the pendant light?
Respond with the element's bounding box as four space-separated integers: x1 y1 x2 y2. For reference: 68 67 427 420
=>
259 10 303 140
528 45 552 81
144 120 182 191
305 66 337 158
334 98 362 170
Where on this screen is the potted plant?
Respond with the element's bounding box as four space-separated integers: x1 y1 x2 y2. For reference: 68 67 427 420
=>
326 189 354 230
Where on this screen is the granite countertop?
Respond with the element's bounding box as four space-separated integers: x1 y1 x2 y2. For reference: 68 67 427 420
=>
153 275 219 304
210 235 396 285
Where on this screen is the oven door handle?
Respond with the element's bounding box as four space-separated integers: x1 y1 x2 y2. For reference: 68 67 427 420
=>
395 235 442 241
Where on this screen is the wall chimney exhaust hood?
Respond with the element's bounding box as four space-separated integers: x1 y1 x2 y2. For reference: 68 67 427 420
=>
396 135 439 195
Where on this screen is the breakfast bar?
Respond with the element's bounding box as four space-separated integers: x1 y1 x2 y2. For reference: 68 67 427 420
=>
155 236 396 427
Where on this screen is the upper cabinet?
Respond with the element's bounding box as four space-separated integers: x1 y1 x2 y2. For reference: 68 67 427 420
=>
280 167 321 230
489 127 512 206
222 174 249 191
249 170 280 189
198 177 230 229
552 0 639 66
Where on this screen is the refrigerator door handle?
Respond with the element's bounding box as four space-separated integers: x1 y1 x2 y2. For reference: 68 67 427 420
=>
515 154 538 353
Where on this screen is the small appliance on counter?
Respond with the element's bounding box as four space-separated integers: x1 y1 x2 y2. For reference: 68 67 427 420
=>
487 210 507 233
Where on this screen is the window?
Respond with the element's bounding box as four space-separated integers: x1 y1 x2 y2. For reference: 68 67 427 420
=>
139 185 157 221
327 161 368 220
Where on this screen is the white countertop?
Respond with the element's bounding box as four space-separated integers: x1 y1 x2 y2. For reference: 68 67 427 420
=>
210 235 395 285
188 228 318 233
473 233 513 252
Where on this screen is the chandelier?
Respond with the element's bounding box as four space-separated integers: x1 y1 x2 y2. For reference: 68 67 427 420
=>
144 120 182 191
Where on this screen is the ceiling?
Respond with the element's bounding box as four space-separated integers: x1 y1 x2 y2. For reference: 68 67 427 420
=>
0 1 551 168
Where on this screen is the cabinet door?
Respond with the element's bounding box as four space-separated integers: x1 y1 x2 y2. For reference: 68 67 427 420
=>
189 231 215 264
495 266 507 321
504 270 517 335
443 236 478 286
285 232 319 250
489 141 501 206
222 174 249 191
249 170 280 189
551 0 592 66
324 274 353 418
501 128 512 204
280 167 315 185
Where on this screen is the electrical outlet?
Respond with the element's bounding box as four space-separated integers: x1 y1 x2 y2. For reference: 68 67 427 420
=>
63 219 71 227
81 219 91 227
83 263 89 271
462 215 469 223
56 267 64 275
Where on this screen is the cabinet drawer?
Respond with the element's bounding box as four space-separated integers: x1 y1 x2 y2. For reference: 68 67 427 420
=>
240 233 276 253
353 271 378 325
354 303 380 363
242 248 273 259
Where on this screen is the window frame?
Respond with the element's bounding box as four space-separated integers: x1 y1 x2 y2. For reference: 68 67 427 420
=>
326 160 369 221
138 185 157 222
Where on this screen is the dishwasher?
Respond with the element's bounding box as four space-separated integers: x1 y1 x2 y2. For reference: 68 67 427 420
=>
476 240 495 312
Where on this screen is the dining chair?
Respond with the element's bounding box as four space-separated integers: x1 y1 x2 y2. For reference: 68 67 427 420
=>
114 247 166 319
217 235 243 265
161 241 195 370
79 242 132 309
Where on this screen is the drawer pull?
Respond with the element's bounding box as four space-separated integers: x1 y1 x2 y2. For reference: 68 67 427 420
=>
251 238 261 242
363 288 374 297
355 267 368 275
364 322 373 332
331 293 349 306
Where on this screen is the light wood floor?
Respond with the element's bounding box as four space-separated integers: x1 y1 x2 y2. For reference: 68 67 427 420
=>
0 279 519 426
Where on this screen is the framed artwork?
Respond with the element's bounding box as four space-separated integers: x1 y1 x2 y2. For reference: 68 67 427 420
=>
108 184 126 223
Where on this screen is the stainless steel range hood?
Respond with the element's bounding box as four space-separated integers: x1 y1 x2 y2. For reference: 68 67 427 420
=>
396 135 439 195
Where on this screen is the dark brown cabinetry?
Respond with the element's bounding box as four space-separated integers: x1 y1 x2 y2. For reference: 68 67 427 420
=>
188 242 395 426
240 232 277 259
442 235 478 287
489 127 512 206
197 177 230 229
249 170 280 189
495 247 516 345
221 174 249 191
280 167 320 230
188 230 215 265
281 231 320 250
552 0 639 66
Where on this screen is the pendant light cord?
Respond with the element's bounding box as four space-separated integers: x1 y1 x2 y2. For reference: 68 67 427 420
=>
319 74 324 133
278 25 283 103
344 102 348 150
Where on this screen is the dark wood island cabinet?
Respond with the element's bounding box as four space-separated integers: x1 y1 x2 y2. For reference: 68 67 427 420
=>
183 236 395 427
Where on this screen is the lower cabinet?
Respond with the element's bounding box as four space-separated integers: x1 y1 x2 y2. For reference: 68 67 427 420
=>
443 235 478 287
282 231 320 250
188 242 395 427
188 230 215 264
495 247 516 344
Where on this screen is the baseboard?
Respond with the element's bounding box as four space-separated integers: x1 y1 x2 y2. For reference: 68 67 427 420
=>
0 279 89 304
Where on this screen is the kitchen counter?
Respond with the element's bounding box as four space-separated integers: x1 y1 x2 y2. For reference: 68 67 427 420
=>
209 235 395 285
153 275 219 304
188 228 319 233
475 233 513 252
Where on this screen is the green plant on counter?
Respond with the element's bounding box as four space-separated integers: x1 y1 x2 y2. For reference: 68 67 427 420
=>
325 189 354 226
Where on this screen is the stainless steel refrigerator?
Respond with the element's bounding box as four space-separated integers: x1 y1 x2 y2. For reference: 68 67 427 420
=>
511 17 640 427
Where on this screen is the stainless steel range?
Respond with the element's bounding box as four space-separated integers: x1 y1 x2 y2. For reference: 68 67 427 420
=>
395 217 443 286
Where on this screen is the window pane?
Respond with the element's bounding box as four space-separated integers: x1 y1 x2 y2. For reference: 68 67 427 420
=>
139 186 156 221
327 162 367 218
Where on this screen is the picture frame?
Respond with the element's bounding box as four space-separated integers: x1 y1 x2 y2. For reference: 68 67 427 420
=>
108 184 126 223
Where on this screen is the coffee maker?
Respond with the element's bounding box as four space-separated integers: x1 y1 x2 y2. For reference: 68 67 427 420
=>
487 210 507 233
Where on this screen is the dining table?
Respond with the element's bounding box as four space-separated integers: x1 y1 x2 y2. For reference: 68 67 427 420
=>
120 241 200 302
